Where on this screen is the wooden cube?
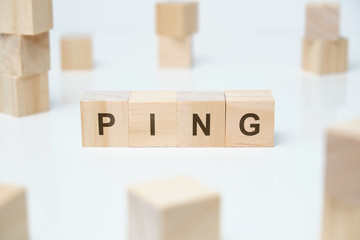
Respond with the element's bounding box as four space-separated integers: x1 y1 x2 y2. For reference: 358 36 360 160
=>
0 32 50 77
302 37 348 75
178 91 225 147
0 0 53 35
0 184 29 240
0 73 49 117
61 35 93 70
129 91 178 147
225 90 275 147
128 176 220 240
305 2 340 39
80 91 130 147
156 2 198 38
159 36 192 68
325 118 360 203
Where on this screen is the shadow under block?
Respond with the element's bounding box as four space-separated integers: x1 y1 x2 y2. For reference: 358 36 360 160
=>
178 91 225 147
61 35 93 70
0 184 29 240
302 38 347 75
0 73 49 117
305 2 339 40
0 0 53 35
80 91 130 147
129 91 178 147
156 2 198 38
128 176 220 240
0 32 50 77
325 118 360 203
159 36 191 68
225 90 275 147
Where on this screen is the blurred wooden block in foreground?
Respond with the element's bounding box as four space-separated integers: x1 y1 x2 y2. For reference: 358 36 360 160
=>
61 35 93 70
158 36 192 68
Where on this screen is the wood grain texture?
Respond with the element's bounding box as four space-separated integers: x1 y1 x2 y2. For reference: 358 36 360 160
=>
156 2 198 38
0 0 53 35
0 72 49 117
302 37 347 75
128 176 220 240
305 2 339 39
178 91 225 147
225 90 275 147
0 32 50 77
61 35 93 70
159 36 192 69
0 184 29 240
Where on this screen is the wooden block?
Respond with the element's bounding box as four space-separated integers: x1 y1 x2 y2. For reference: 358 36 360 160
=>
178 91 225 147
225 90 275 147
325 118 360 203
80 91 130 147
61 35 93 70
0 73 49 117
0 0 53 35
128 176 220 240
156 2 198 38
129 91 178 147
159 36 192 68
0 32 50 77
302 37 347 75
305 2 340 39
0 184 29 240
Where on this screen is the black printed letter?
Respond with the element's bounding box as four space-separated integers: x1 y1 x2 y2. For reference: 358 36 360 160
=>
193 114 211 136
239 113 260 136
98 113 115 135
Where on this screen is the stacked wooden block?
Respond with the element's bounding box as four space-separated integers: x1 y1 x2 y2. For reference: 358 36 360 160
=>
322 118 360 240
0 0 53 117
156 2 198 68
80 90 275 148
302 2 348 75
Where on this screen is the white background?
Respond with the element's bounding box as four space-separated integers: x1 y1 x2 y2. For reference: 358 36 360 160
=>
1 0 360 240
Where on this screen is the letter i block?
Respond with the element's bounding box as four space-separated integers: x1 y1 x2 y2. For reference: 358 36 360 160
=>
128 176 220 240
129 91 178 147
0 184 29 240
178 91 225 147
80 91 130 147
225 90 275 147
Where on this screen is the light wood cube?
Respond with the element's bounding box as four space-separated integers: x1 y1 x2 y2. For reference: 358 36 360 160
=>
178 91 225 147
128 176 220 240
225 90 275 147
61 35 93 70
0 184 29 240
302 37 348 75
129 91 178 147
0 32 50 77
305 2 340 39
0 73 49 117
156 2 198 38
159 36 192 68
80 91 130 147
0 0 53 35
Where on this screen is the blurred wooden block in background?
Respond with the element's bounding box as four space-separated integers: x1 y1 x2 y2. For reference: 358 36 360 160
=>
0 184 29 240
129 91 178 147
128 176 220 240
0 73 49 117
61 35 93 70
302 37 347 75
0 32 50 77
305 2 340 39
178 91 225 147
159 36 192 68
225 90 275 147
156 2 198 38
0 0 53 35
80 91 130 147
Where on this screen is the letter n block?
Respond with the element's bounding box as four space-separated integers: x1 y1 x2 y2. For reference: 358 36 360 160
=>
225 90 275 147
128 176 220 240
80 91 130 147
178 91 225 147
129 91 177 147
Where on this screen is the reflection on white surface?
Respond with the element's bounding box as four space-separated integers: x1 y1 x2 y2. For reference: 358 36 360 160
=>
157 69 192 90
61 72 93 105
